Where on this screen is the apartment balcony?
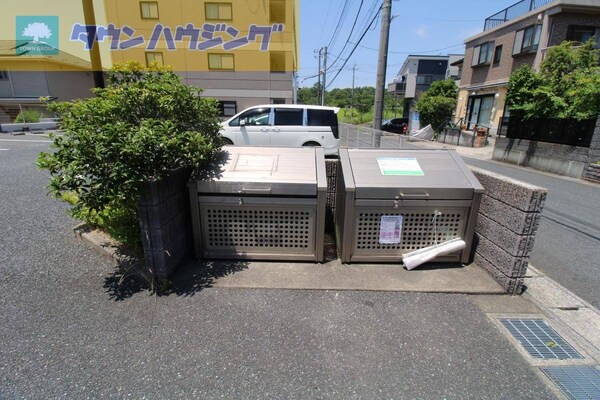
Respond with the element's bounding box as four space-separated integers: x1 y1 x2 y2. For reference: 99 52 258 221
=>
387 81 406 95
484 0 556 31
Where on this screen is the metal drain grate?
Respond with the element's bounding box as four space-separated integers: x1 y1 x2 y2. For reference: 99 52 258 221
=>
500 318 583 360
541 366 600 400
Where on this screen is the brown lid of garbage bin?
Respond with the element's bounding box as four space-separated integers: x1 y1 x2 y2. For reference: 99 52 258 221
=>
344 149 484 200
193 146 323 196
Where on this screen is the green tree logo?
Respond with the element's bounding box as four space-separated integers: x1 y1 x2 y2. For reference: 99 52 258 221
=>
16 16 59 55
21 22 53 43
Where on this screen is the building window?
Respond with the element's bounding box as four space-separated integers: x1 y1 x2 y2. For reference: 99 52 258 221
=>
270 98 286 104
566 26 600 47
270 0 286 23
493 45 503 66
208 53 234 70
270 51 286 72
217 101 237 117
472 41 494 66
145 52 164 66
205 3 232 20
0 70 9 81
513 24 542 55
140 2 159 19
416 75 433 84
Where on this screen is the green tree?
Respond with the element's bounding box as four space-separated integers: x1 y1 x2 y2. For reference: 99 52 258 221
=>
416 79 457 132
38 62 222 247
297 83 320 105
506 39 600 120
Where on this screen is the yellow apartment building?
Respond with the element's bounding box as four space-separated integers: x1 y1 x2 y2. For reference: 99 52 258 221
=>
1 1 298 122
0 0 108 122
102 0 299 113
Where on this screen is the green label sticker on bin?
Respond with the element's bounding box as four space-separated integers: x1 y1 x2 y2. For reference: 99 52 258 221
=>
376 157 424 176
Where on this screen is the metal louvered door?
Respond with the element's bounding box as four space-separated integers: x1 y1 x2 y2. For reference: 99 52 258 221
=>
197 196 318 261
349 200 471 263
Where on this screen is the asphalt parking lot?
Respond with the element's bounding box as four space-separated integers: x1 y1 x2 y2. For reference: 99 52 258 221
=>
0 136 555 399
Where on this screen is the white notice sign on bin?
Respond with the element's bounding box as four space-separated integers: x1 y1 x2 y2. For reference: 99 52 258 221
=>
379 215 403 244
376 157 424 176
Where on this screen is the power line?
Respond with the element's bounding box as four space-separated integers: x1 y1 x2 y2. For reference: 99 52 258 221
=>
326 5 382 89
355 0 379 40
325 0 352 50
352 42 465 54
318 0 334 38
327 0 365 72
392 16 481 22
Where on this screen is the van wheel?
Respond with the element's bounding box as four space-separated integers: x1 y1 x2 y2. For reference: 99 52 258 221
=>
221 137 233 145
302 141 321 147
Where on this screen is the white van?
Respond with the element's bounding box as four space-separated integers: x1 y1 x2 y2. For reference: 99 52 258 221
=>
219 104 340 156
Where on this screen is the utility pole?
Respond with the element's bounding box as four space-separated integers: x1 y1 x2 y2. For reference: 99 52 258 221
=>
372 0 392 145
351 63 356 121
316 49 322 105
82 0 104 88
321 46 328 106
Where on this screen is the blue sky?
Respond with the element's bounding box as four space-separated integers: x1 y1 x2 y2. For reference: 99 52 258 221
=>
299 0 518 88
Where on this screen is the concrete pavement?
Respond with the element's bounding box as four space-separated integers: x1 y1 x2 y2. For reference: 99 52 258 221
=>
1 134 598 399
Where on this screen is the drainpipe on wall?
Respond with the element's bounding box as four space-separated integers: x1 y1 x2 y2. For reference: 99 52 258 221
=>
82 0 105 88
533 13 550 71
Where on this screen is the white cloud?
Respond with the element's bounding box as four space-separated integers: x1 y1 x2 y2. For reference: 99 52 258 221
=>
415 25 428 38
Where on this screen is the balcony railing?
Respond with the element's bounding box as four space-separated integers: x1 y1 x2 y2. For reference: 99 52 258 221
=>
484 0 555 31
387 81 406 94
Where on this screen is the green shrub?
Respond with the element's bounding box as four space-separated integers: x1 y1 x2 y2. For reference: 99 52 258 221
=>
15 110 42 123
39 62 222 248
416 79 458 132
507 39 600 120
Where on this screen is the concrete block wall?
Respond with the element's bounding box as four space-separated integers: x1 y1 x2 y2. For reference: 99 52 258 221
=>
583 163 600 183
138 168 193 279
493 116 600 179
470 166 547 295
325 159 338 230
437 129 474 147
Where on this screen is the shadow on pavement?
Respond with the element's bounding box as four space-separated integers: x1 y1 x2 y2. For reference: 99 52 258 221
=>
103 258 249 301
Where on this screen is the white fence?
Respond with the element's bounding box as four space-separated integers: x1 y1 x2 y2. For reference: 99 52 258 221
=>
339 123 456 150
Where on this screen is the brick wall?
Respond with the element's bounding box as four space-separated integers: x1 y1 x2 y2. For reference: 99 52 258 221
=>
548 13 600 46
462 14 539 88
138 168 193 279
461 11 600 89
470 167 547 295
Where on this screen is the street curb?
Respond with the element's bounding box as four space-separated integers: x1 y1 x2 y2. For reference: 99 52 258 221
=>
73 224 153 283
73 224 122 266
523 264 600 363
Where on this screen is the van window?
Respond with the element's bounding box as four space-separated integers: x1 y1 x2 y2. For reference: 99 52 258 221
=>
307 109 339 139
274 108 303 125
229 108 271 126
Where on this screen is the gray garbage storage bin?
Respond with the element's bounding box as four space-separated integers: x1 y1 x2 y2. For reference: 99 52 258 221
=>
189 146 327 262
335 149 484 264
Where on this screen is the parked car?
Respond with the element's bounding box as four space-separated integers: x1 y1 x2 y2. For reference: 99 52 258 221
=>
381 118 409 134
219 105 340 156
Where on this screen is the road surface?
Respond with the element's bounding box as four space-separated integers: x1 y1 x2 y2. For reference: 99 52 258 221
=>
464 156 600 308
